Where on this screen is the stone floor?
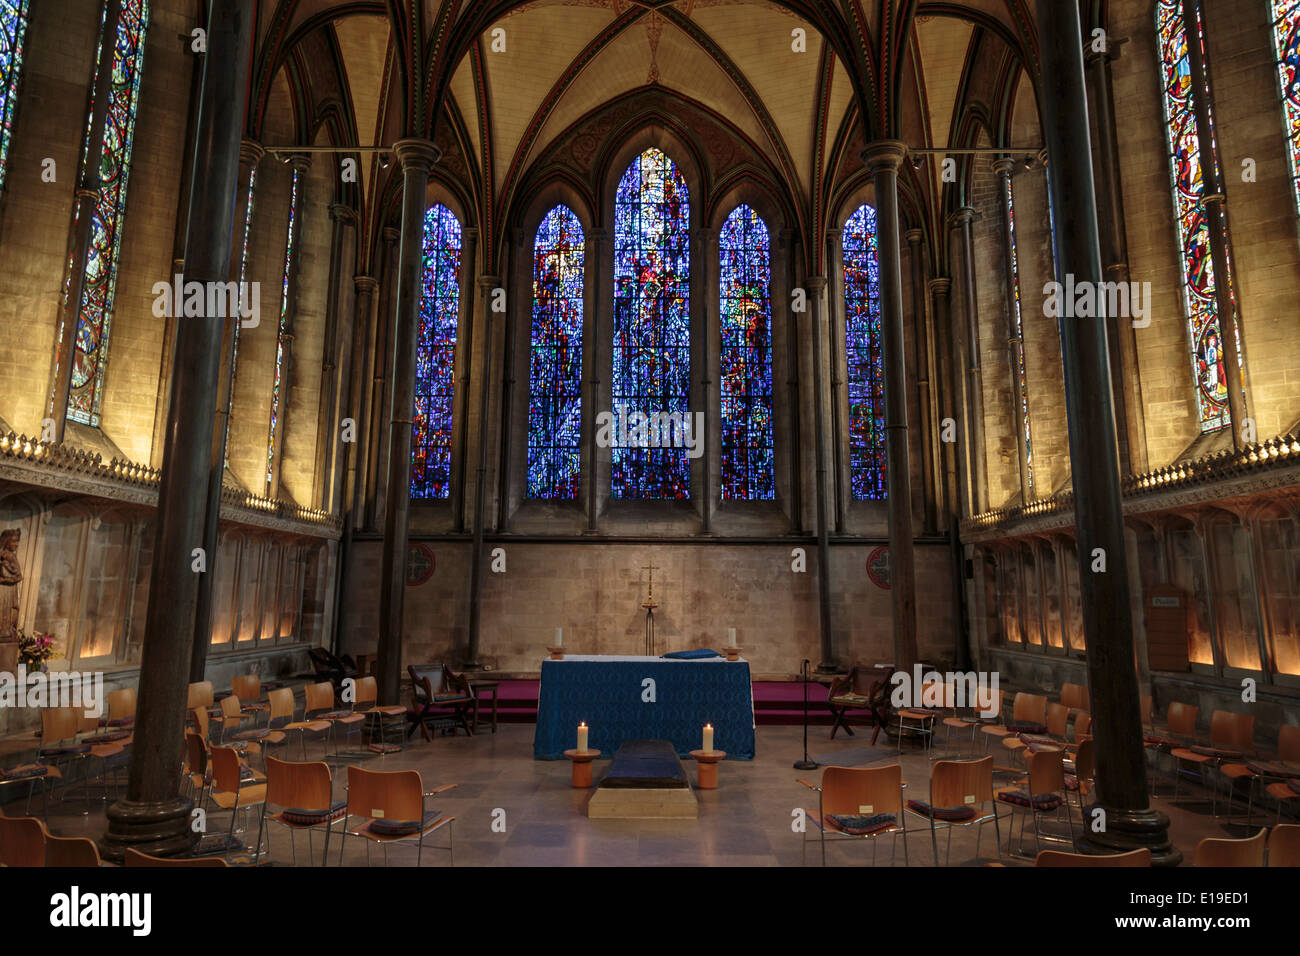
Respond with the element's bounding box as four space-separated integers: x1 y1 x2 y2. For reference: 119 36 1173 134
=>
5 723 1282 866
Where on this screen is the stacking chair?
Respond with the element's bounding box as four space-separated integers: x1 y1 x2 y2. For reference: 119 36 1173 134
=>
1193 827 1267 866
895 679 943 754
1064 737 1096 813
1222 724 1300 826
1268 824 1300 866
352 675 409 754
103 688 136 731
903 755 1001 865
254 756 345 865
39 705 125 810
1035 848 1151 867
211 693 256 743
981 692 1049 761
231 675 270 724
0 753 61 821
183 731 212 807
0 814 46 867
187 681 216 714
337 766 456 866
1145 700 1197 794
1060 683 1090 721
939 682 998 757
1003 702 1069 766
797 763 909 866
125 848 228 868
207 746 268 854
284 682 340 758
995 748 1074 858
46 833 103 867
231 687 293 764
1172 710 1255 815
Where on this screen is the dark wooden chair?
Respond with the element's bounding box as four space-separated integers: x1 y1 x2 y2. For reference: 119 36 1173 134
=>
308 648 359 694
826 667 892 743
407 664 475 740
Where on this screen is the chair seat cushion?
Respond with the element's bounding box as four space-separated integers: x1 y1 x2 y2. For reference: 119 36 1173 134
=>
432 694 471 703
898 708 937 720
1018 735 1062 754
367 810 441 836
1289 778 1300 796
825 812 897 835
1247 760 1300 779
829 694 871 707
1144 734 1180 748
107 717 134 728
1190 745 1243 759
906 799 977 822
1064 774 1081 791
279 801 347 826
314 709 353 721
42 744 91 756
1006 722 1048 735
233 729 271 741
242 703 270 712
996 789 1063 811
0 763 50 781
83 731 131 745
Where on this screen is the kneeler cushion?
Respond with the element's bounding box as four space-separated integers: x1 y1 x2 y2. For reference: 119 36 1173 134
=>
826 812 897 835
662 649 722 660
368 810 441 836
1006 723 1048 735
906 800 977 822
1190 745 1243 759
996 789 1063 811
0 763 49 781
280 801 347 826
1248 760 1300 779
1288 778 1300 796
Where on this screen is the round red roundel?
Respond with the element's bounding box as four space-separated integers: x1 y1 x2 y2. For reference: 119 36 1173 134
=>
406 543 436 587
867 546 890 590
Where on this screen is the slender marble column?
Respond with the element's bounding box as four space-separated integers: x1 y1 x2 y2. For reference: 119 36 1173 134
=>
930 278 958 519
268 153 311 499
584 229 606 532
905 228 937 534
951 206 987 516
806 276 836 672
362 227 400 529
466 275 501 668
377 139 440 706
994 159 1033 505
315 203 357 509
1036 0 1178 865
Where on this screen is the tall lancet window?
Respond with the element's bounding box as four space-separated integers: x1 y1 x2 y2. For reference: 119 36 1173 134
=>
612 147 691 499
527 204 584 499
719 204 774 500
842 204 886 500
1271 1 1300 219
1005 178 1034 492
58 0 150 426
411 203 462 499
0 1 30 193
1157 0 1235 432
265 167 301 488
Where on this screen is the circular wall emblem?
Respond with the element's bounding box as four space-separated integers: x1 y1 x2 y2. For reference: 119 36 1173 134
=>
406 543 435 587
867 546 890 590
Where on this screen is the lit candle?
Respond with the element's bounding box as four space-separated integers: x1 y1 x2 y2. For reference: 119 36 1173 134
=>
555 626 563 645
703 723 714 752
577 721 588 753
727 627 736 647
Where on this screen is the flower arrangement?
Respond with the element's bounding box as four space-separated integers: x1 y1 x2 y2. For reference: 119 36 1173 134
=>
17 630 56 669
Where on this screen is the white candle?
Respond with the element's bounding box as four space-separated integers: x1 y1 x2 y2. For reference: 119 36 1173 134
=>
577 722 588 753
727 627 736 647
555 626 563 645
703 723 714 752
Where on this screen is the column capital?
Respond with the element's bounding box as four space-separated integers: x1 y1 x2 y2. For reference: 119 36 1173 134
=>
329 203 357 225
353 275 380 294
904 228 924 245
992 157 1017 177
477 275 501 291
928 277 952 295
381 226 400 244
804 275 827 293
393 138 440 173
286 152 312 173
461 226 479 244
861 140 908 174
239 139 264 167
949 206 977 226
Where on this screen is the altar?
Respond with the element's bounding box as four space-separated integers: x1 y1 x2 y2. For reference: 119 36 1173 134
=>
533 655 756 760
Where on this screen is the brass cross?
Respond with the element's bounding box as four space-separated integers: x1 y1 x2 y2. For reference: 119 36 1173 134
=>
641 561 658 601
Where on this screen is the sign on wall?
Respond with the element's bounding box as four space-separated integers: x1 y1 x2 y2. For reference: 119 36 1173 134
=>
406 543 435 587
867 546 890 590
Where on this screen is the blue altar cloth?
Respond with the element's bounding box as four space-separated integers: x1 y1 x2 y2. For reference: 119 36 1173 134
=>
533 655 756 760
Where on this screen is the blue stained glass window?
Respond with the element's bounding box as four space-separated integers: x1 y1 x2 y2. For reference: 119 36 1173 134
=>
719 204 774 500
527 204 584 499
612 147 691 499
266 168 300 488
842 204 886 500
0 0 30 194
1005 178 1034 493
62 0 151 427
411 204 462 499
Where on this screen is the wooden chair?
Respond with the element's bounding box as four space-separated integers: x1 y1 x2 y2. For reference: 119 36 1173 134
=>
1193 827 1267 867
995 748 1074 858
46 833 103 867
1268 823 1300 866
0 814 46 867
940 681 997 756
825 668 874 741
797 763 909 866
124 848 228 867
40 705 125 809
208 746 268 853
1172 710 1255 815
350 675 409 753
104 687 136 730
1146 700 1197 794
895 679 942 754
0 753 61 821
308 647 359 694
1073 712 1092 741
981 692 1048 761
231 687 292 763
1222 724 1300 826
1002 701 1069 765
407 664 476 741
1064 736 1096 811
284 682 338 758
187 681 215 712
1035 848 1151 867
254 756 344 866
211 692 254 743
230 674 270 722
1060 682 1090 719
337 766 456 866
903 755 1001 865
183 731 212 806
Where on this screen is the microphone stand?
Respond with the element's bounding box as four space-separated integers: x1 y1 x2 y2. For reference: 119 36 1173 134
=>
793 659 817 770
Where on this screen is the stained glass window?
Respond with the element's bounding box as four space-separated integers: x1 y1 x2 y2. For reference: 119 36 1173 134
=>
1156 0 1233 432
266 168 300 488
411 203 461 499
719 204 773 500
842 204 886 500
527 204 584 499
1005 178 1034 493
1271 1 1300 218
0 1 30 193
612 147 691 499
60 0 151 427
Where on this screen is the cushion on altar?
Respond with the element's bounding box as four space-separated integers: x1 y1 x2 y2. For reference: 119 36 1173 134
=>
662 649 722 660
1006 723 1048 735
906 799 977 822
368 810 440 836
1247 760 1300 779
826 812 897 835
280 801 346 826
0 763 49 781
996 789 1063 811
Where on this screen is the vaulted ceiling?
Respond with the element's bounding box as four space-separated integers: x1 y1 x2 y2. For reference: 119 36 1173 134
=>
235 0 1107 275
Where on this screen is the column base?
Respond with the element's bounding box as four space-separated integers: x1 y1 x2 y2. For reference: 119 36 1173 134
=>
100 796 198 863
815 661 840 675
1076 804 1183 867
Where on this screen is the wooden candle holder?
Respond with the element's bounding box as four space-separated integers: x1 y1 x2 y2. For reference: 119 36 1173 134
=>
547 646 566 660
723 647 743 662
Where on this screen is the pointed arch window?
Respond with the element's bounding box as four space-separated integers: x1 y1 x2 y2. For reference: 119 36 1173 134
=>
1156 0 1235 432
1005 178 1034 492
719 204 774 500
842 204 886 500
612 147 691 499
411 203 462 499
1271 1 1300 220
0 0 30 194
527 204 584 500
59 0 150 427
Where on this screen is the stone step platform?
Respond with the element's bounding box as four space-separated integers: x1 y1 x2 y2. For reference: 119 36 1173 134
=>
586 739 698 820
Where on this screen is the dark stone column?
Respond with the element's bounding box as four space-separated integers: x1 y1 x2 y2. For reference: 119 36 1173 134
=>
466 275 500 669
51 0 123 439
314 203 357 509
780 229 803 533
103 0 254 861
994 159 1034 505
864 141 918 672
1036 0 1179 865
951 206 987 516
377 139 439 706
825 230 847 534
362 227 400 530
905 228 937 534
1180 0 1247 448
930 278 958 520
452 228 480 533
806 276 836 673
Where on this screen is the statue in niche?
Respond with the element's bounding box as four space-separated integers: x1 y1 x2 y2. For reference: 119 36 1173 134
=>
0 528 21 642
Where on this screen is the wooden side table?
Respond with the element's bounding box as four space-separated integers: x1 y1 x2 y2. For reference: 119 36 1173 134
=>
689 750 727 789
563 749 600 788
468 679 500 733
